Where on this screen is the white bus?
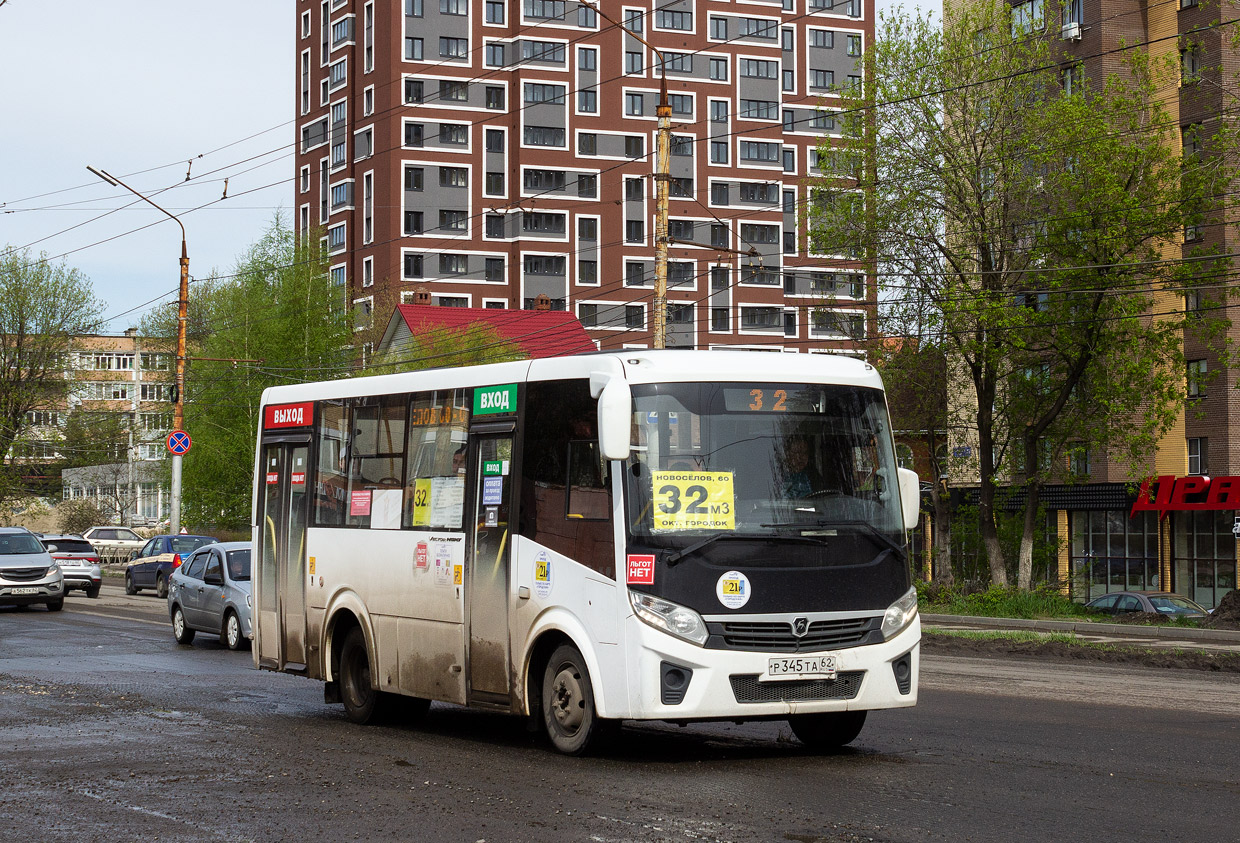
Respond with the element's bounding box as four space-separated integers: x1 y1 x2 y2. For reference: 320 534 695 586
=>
252 350 921 754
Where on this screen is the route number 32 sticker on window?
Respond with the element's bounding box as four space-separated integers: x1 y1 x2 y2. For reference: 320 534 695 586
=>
651 471 735 532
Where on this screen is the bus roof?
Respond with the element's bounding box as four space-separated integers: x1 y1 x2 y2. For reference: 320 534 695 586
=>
259 350 884 407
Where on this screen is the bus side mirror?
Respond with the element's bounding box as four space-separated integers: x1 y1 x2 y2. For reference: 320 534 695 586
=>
897 468 920 531
596 378 632 461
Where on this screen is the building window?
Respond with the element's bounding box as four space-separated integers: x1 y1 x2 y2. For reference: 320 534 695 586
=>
709 57 728 81
404 122 424 147
578 132 597 155
626 306 644 328
485 0 504 23
711 224 729 248
740 141 780 162
626 262 646 286
439 166 468 187
669 177 693 197
740 59 778 79
485 214 505 238
1069 443 1090 476
524 125 566 146
655 9 692 30
486 258 505 281
669 95 693 116
522 40 566 62
624 8 644 32
625 178 643 201
404 253 424 278
578 303 598 328
625 51 643 74
405 79 424 103
578 4 596 27
440 123 468 144
439 210 468 232
668 219 695 240
522 211 567 234
847 34 862 55
710 141 729 164
783 70 795 91
485 171 505 194
579 88 597 112
626 220 645 242
579 48 597 70
1188 437 1208 475
782 27 794 51
739 17 777 38
626 93 644 116
578 174 598 197
711 182 729 205
486 43 506 66
740 99 778 120
439 253 468 274
404 166 424 191
523 255 566 275
625 136 645 159
710 16 727 39
810 29 834 47
486 86 505 109
525 0 565 19
405 37 423 60
578 260 597 283
440 0 466 14
404 211 424 235
661 52 693 73
784 310 797 337
1187 359 1207 398
711 307 730 331
578 218 597 240
440 37 468 58
485 128 504 151
525 83 566 104
810 69 834 90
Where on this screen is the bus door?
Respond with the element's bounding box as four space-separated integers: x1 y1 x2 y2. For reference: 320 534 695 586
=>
257 439 310 671
466 426 515 704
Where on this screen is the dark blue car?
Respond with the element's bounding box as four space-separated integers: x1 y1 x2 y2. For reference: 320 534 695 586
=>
124 534 217 598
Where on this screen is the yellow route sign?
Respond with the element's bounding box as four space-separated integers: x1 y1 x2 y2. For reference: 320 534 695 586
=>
651 471 735 532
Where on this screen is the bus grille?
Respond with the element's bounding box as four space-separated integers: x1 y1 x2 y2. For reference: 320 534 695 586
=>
729 672 864 704
708 618 879 652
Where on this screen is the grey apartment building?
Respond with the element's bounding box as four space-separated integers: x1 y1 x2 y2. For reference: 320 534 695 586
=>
296 0 873 352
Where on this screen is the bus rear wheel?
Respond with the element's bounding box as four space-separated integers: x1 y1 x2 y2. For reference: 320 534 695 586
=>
542 643 611 755
788 710 867 751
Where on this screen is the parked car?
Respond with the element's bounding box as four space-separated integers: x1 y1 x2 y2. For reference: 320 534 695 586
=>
167 542 253 650
1085 591 1211 618
125 534 217 598
38 534 102 598
0 526 65 611
82 526 146 564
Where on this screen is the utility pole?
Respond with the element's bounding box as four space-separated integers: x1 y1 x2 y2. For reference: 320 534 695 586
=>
87 166 189 534
584 3 671 347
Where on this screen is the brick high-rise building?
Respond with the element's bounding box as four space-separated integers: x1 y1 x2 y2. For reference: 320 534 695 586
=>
295 0 874 353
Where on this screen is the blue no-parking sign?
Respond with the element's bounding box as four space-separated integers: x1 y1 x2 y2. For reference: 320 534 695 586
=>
166 430 192 455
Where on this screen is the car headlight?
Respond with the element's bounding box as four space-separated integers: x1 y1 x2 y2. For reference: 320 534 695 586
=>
880 587 919 640
48 562 61 576
629 590 708 646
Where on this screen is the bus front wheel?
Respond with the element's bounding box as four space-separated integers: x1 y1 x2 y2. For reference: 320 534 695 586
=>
542 643 611 755
339 628 380 723
788 710 867 751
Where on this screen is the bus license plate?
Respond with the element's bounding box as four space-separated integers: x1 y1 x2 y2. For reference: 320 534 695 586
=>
9 587 39 595
764 654 838 681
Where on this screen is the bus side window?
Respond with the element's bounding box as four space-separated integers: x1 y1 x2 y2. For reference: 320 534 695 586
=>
314 401 349 526
567 440 610 520
403 388 470 530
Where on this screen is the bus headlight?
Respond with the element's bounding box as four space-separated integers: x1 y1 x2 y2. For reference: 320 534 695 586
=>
629 591 708 646
880 587 919 640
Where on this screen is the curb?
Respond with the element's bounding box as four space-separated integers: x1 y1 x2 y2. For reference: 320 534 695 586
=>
922 613 1240 644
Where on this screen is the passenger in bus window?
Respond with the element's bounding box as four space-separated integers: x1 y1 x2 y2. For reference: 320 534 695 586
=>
452 446 467 475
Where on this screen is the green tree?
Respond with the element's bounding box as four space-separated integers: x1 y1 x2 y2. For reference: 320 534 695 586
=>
810 2 1236 588
0 248 105 503
142 218 353 530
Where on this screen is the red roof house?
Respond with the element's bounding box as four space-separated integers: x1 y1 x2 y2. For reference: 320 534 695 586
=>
376 303 597 365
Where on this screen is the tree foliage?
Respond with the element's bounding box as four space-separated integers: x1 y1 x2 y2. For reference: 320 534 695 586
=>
0 248 105 503
811 1 1237 587
141 218 354 530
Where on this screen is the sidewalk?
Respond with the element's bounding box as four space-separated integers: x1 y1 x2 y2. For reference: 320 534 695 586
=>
922 613 1240 653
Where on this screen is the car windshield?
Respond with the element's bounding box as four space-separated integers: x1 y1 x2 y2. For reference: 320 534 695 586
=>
625 382 904 546
1148 595 1205 614
226 549 252 581
171 536 215 554
0 534 47 555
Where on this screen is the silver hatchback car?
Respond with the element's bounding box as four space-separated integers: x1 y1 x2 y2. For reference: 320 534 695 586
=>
167 541 253 650
0 527 65 611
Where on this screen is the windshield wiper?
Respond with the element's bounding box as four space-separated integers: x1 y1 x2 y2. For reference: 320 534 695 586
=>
761 519 905 557
665 532 735 566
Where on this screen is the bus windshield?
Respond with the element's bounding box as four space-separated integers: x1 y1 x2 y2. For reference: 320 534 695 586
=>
626 382 904 544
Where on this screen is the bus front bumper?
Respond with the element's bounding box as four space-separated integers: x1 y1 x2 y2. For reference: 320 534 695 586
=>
620 615 920 721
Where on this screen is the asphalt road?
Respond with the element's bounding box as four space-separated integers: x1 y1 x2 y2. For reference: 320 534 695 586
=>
1 583 1236 843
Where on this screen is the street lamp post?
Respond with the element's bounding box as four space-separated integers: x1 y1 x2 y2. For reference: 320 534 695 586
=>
583 3 671 348
87 166 189 534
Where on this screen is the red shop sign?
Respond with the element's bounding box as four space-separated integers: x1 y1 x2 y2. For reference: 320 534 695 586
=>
264 402 314 429
1130 475 1240 519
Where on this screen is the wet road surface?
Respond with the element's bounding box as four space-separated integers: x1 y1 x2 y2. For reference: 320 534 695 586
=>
1 583 1237 842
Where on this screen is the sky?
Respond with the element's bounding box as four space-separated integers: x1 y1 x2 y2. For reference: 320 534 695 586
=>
0 1 291 332
0 0 928 334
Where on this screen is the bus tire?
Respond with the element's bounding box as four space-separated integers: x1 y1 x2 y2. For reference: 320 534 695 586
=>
788 710 867 751
542 643 611 755
339 627 381 724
